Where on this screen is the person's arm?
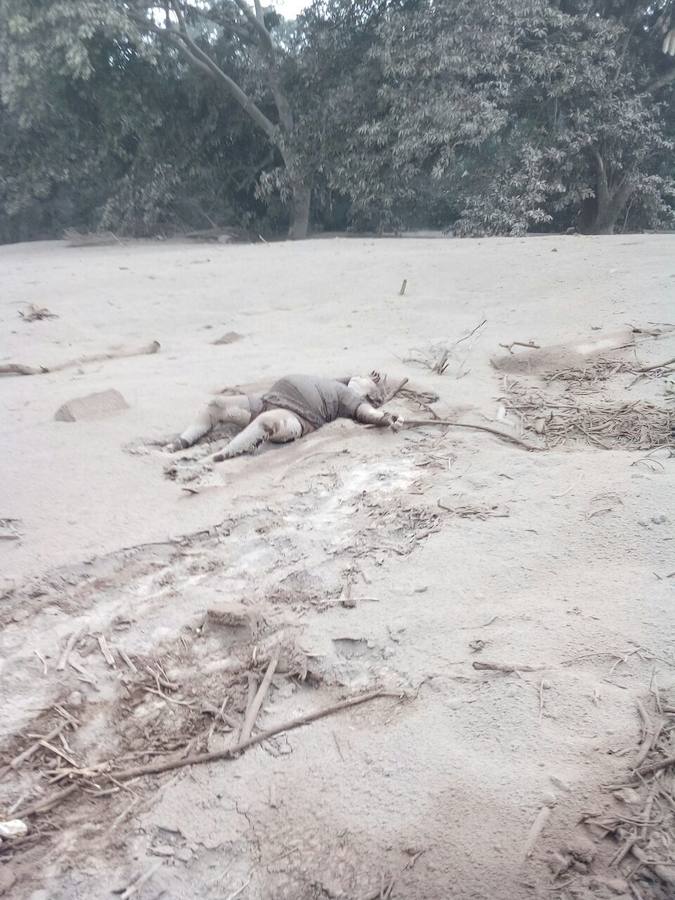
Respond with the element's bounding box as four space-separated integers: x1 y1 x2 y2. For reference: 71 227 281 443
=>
354 402 401 429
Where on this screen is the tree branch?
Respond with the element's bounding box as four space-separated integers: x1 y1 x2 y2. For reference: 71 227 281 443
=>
128 8 278 141
184 2 255 44
174 32 278 139
232 0 274 54
164 2 278 139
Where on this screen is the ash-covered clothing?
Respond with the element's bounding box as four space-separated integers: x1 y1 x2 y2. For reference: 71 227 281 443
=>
262 375 365 430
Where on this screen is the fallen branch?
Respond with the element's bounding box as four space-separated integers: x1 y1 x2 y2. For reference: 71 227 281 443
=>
0 340 160 377
17 690 396 818
636 355 675 373
402 419 540 451
630 844 675 889
473 661 545 674
637 753 675 776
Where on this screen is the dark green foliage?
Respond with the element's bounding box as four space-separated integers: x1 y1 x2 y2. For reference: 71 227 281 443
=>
0 0 673 241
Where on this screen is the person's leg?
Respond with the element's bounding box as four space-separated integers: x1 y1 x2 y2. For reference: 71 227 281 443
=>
212 409 303 461
169 394 257 451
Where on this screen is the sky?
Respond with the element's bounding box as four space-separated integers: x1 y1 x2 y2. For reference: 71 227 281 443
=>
275 0 310 18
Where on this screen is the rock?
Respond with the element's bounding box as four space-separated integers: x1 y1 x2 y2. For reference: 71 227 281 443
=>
0 819 28 839
67 690 84 708
212 331 243 345
205 601 261 632
54 389 129 422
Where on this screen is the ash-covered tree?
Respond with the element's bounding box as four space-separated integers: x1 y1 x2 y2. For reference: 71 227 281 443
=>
0 0 314 238
326 0 675 235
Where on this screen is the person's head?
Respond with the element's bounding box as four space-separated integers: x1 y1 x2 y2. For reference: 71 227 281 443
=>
348 374 381 404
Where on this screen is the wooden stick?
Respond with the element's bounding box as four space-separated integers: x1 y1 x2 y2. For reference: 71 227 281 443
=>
634 700 657 768
69 657 99 689
15 783 79 817
521 804 552 862
117 647 138 673
401 419 540 451
1 720 68 777
630 845 675 888
97 635 116 668
57 630 82 671
473 661 545 674
38 739 78 768
636 356 675 373
637 753 675 776
0 340 160 377
17 690 393 818
240 648 280 744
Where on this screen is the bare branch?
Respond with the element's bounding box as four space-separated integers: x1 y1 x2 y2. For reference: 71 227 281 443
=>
183 3 255 43
232 0 274 54
128 7 278 141
172 32 278 139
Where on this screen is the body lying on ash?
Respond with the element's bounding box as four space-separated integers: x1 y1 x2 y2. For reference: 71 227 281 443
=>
169 372 403 461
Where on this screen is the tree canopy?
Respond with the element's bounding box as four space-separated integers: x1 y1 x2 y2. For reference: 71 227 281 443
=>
1 0 673 241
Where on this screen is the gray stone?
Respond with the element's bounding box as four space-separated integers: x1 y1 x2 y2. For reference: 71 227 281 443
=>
55 388 129 422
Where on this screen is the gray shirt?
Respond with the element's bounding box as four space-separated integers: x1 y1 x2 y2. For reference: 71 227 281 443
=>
262 375 364 429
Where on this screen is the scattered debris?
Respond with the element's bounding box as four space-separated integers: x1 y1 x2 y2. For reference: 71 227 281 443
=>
559 694 675 894
19 303 58 321
55 389 130 422
399 279 408 296
499 340 540 354
404 319 487 375
15 690 398 821
491 328 635 375
502 385 674 450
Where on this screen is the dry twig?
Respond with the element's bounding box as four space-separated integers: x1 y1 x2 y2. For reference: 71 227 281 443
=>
16 690 397 819
0 340 160 377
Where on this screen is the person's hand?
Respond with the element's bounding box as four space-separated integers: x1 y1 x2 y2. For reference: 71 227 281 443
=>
382 412 403 431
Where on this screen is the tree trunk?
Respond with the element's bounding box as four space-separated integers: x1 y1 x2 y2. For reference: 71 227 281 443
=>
288 182 311 240
582 149 635 235
588 180 635 234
